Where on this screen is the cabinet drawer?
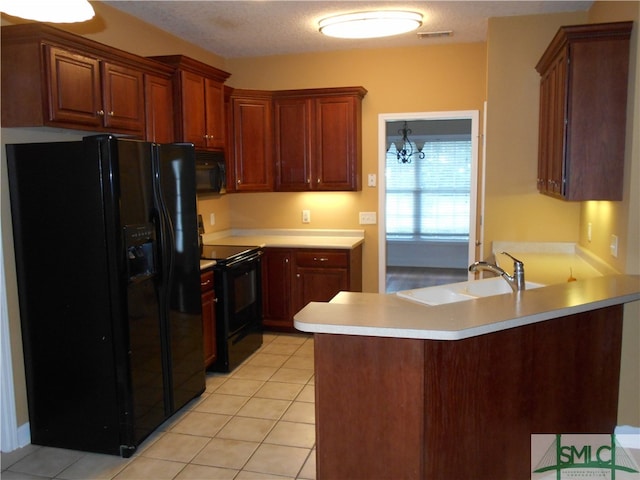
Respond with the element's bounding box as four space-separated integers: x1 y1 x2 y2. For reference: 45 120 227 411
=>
200 270 214 292
295 250 348 268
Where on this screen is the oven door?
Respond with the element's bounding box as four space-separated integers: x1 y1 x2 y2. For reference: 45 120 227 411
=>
216 251 263 336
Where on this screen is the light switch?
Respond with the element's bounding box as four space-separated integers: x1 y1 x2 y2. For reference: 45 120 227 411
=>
610 234 618 257
367 174 377 187
359 212 377 224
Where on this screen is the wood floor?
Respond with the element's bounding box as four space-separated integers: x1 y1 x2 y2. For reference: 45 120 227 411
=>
385 266 468 293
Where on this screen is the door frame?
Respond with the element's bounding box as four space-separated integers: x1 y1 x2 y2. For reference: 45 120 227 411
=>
378 110 483 293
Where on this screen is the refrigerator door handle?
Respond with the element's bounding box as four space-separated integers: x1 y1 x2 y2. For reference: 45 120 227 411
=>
150 207 165 284
152 149 176 302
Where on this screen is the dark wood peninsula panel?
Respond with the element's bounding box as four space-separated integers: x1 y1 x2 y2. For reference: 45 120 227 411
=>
314 305 624 480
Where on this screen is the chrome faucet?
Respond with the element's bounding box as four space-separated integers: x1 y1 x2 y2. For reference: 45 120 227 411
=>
468 252 525 292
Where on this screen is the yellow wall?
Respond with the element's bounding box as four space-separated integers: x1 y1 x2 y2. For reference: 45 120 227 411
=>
214 43 487 293
483 12 586 255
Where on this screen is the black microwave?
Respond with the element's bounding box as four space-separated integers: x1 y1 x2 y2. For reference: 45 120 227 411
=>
195 150 226 194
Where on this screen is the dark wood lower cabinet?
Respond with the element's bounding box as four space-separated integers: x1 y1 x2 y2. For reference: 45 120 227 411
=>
201 269 217 368
262 246 362 332
314 305 623 480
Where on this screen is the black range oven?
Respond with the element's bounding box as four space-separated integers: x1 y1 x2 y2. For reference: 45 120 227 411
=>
201 245 263 372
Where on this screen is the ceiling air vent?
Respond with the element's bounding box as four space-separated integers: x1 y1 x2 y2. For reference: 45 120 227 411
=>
417 30 453 39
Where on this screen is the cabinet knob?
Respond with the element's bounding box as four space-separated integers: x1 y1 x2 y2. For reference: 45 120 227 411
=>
314 257 329 262
237 179 241 185
204 134 210 139
108 111 114 116
285 258 289 263
96 110 105 116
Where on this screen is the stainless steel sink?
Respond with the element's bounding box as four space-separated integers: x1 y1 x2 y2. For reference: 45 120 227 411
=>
396 277 544 306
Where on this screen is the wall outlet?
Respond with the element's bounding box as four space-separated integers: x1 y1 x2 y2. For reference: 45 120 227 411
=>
210 213 216 226
367 173 377 187
610 234 618 258
302 209 311 224
359 212 377 225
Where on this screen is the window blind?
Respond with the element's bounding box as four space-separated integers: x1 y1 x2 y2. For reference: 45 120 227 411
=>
386 138 471 240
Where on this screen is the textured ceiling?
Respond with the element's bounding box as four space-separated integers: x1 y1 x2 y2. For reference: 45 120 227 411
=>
105 1 593 58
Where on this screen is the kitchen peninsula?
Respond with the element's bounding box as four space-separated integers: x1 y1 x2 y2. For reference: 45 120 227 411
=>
294 275 640 480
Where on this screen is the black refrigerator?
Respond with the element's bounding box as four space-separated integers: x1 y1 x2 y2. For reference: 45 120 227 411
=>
6 135 205 457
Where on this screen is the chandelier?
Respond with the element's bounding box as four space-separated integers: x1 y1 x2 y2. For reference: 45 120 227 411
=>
395 121 425 164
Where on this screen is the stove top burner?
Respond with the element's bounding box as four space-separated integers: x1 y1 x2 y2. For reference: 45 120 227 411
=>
201 244 261 262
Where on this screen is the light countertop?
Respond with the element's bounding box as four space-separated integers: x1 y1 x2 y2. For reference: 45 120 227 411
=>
200 259 216 270
492 242 618 285
201 228 364 250
293 275 640 341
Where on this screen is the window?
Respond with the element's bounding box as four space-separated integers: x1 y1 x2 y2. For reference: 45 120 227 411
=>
386 134 472 240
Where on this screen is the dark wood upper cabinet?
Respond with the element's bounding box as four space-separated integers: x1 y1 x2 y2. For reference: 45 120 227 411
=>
228 90 274 192
1 23 170 138
274 97 311 190
101 62 145 134
151 55 231 151
144 74 175 143
536 21 632 201
45 46 103 128
274 87 367 191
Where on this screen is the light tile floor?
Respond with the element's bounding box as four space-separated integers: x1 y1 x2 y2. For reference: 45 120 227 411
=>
1 333 316 480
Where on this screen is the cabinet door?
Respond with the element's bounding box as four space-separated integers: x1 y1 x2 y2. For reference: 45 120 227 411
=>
274 98 312 191
294 266 348 315
314 96 359 191
262 249 293 329
45 45 102 127
202 289 217 367
231 97 273 191
548 51 567 197
201 270 217 367
180 71 207 147
294 250 349 314
144 74 174 143
204 78 225 149
102 62 145 135
537 51 566 197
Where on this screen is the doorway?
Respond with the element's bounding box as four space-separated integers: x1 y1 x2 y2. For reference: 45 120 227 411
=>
378 111 482 293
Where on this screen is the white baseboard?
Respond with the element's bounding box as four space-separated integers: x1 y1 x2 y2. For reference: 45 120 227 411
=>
17 422 30 449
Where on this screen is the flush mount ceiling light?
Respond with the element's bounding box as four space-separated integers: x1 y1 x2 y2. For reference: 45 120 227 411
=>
1 0 95 23
318 11 423 39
